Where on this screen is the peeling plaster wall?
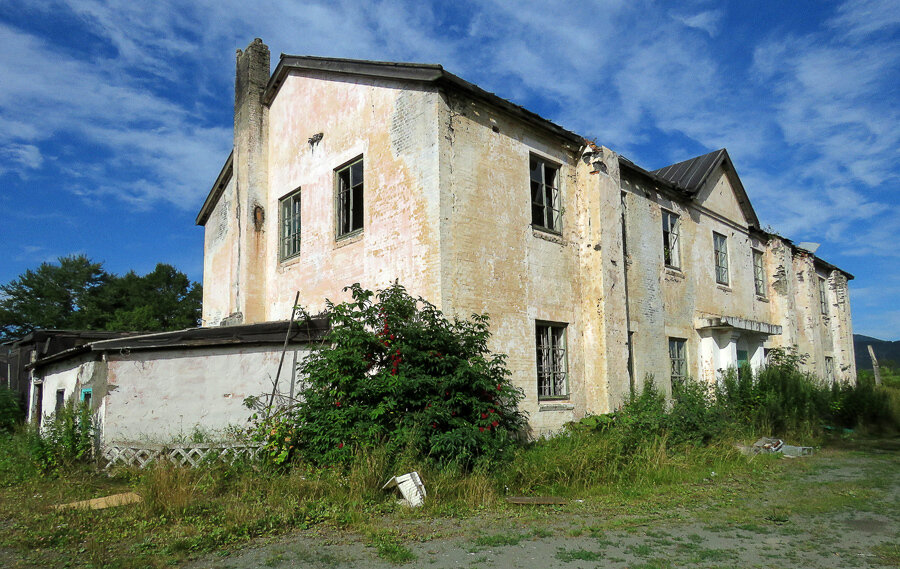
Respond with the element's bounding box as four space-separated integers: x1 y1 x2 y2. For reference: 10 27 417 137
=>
202 175 239 326
264 72 443 319
29 355 100 424
435 93 626 435
621 166 779 390
102 346 309 443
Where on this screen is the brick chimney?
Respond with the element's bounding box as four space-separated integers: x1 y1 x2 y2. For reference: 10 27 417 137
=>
233 38 270 323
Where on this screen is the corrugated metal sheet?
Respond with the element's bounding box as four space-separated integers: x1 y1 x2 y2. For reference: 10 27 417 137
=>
651 149 726 192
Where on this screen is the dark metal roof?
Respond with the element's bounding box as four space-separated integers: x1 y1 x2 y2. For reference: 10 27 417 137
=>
651 148 726 192
30 319 330 369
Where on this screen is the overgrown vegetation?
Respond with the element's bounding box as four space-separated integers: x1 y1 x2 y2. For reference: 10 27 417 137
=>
1 286 897 567
0 385 23 433
246 283 528 469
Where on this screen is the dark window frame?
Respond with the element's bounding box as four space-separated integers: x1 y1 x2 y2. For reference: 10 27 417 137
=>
536 322 568 399
335 156 364 239
818 276 829 316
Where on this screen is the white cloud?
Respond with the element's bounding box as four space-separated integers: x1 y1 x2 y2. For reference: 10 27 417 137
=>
0 143 43 174
670 9 724 37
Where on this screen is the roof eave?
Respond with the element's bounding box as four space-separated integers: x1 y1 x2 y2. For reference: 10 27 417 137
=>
195 151 234 226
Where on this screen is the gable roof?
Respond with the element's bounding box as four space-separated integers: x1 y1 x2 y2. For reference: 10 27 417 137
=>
649 148 760 229
265 55 584 145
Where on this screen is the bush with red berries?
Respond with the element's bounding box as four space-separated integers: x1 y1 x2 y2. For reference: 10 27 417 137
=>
251 283 527 469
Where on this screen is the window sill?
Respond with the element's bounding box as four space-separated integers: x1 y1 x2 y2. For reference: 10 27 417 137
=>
279 253 303 270
716 284 732 293
538 402 574 412
531 226 566 245
755 295 769 303
334 230 363 249
664 267 684 280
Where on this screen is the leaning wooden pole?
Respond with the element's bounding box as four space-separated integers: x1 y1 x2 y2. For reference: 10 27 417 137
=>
867 345 882 386
267 291 301 412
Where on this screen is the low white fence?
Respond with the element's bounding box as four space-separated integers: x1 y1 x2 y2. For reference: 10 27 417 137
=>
100 442 261 469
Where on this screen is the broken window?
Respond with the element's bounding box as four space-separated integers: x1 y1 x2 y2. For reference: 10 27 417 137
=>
55 389 64 414
662 210 680 268
279 189 302 260
536 323 568 399
824 356 835 383
530 157 561 232
669 338 687 386
80 387 92 408
713 232 729 285
753 249 766 297
818 276 829 316
336 157 364 237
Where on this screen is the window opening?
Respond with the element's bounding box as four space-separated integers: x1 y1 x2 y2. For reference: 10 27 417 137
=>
336 157 364 237
713 232 729 285
824 356 835 383
55 389 64 414
530 157 561 232
536 323 568 398
80 388 92 408
279 189 302 260
669 338 687 386
818 277 829 315
753 249 766 297
662 210 680 268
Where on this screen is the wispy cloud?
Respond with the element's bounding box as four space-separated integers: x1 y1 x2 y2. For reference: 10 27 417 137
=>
670 9 724 37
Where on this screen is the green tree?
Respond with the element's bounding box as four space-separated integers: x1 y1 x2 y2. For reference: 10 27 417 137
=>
0 257 202 340
0 255 108 339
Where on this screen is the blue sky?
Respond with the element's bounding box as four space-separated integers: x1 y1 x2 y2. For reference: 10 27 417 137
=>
1 0 898 339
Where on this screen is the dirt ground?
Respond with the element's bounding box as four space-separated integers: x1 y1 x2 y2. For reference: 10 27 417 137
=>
185 441 900 569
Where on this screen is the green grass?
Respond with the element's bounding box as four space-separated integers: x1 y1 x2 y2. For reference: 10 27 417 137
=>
473 532 527 547
555 547 603 562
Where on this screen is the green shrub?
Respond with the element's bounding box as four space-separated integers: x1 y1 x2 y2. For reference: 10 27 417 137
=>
0 386 24 433
30 399 95 474
247 283 528 469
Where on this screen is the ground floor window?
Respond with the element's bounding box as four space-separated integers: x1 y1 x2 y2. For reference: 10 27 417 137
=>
536 323 568 399
669 338 687 385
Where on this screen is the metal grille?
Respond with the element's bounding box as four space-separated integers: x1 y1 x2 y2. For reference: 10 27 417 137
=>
713 232 729 285
536 324 568 398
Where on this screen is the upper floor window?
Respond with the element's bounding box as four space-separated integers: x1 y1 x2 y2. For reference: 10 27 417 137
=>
662 210 680 268
818 276 829 315
530 157 561 232
753 249 766 297
713 232 729 285
536 323 568 399
669 338 687 386
279 189 302 261
336 157 364 237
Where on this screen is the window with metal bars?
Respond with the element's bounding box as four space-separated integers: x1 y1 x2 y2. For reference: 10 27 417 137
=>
279 189 302 261
669 338 687 386
824 356 835 382
530 157 561 232
336 157 364 237
713 232 729 285
753 249 766 297
536 323 568 399
818 276 829 315
662 210 680 268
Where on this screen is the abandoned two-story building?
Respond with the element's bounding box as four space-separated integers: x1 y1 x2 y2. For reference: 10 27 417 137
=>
197 39 854 435
28 39 855 442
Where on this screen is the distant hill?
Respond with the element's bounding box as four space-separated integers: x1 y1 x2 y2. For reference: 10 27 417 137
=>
853 335 900 371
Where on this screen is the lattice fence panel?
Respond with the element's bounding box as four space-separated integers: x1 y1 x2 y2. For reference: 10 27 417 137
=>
101 443 261 469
